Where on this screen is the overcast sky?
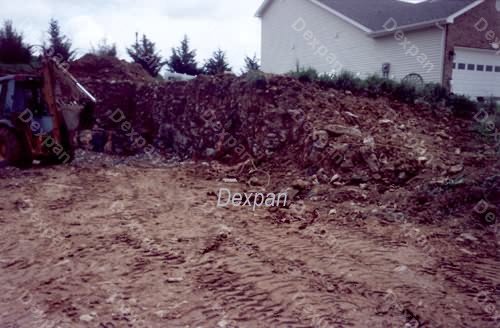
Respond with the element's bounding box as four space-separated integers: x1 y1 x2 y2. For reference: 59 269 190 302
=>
0 0 263 72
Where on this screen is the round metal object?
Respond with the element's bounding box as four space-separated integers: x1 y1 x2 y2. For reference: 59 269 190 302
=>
402 73 424 89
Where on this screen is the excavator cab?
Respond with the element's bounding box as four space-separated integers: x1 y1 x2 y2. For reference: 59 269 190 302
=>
0 59 95 167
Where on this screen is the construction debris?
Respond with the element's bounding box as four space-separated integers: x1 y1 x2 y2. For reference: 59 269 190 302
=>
69 56 500 216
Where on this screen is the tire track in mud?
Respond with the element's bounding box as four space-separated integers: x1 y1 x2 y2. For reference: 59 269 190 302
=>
251 223 497 328
172 202 498 328
1 166 498 327
231 226 412 327
170 217 412 327
305 219 499 327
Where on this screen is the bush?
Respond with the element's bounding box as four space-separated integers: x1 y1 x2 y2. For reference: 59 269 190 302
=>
316 71 363 91
421 83 449 103
285 68 480 117
90 38 117 57
333 71 363 91
317 73 336 88
363 74 397 96
446 94 477 117
244 69 267 89
288 67 319 83
394 82 417 103
475 98 500 136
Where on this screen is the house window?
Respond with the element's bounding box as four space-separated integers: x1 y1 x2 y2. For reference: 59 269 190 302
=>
467 64 475 70
477 65 484 71
458 63 466 70
486 65 493 72
452 63 456 69
496 66 500 72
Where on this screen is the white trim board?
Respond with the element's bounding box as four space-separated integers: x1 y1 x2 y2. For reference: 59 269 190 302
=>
307 0 373 33
446 0 485 23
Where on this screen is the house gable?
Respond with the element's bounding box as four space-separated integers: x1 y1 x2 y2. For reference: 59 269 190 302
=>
256 0 373 33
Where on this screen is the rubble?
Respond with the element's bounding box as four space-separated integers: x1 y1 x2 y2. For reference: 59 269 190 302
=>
66 57 500 221
75 74 451 181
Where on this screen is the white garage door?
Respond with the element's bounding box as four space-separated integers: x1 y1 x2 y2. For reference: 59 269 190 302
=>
451 47 500 99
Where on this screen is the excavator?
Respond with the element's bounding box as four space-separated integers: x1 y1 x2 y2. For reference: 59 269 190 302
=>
0 56 95 167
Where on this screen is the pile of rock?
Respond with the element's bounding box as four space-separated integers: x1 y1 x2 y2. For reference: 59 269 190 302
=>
75 72 465 187
68 62 500 219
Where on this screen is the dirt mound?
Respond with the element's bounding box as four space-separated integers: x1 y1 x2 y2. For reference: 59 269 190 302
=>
75 72 499 226
79 74 467 178
70 54 155 83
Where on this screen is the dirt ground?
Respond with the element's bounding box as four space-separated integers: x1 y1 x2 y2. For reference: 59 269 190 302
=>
0 156 498 328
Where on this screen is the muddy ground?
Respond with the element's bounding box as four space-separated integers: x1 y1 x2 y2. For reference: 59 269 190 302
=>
0 153 498 328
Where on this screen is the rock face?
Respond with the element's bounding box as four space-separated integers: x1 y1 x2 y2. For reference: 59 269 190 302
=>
71 66 474 187
75 74 336 163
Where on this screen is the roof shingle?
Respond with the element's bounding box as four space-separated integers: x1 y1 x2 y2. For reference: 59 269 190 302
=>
316 0 480 32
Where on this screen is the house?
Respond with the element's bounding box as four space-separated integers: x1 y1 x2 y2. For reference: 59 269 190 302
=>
256 0 500 99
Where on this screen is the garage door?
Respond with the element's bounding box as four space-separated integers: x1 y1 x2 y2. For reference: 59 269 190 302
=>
451 47 500 99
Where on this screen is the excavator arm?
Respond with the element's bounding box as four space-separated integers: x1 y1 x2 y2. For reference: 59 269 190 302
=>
40 57 96 155
41 57 63 144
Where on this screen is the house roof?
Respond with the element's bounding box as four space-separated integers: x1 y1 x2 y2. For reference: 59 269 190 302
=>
318 0 482 32
256 0 485 36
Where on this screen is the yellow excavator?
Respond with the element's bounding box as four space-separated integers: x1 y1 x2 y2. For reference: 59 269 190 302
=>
0 57 95 167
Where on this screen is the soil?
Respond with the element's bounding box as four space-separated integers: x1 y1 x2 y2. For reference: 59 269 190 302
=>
70 54 155 83
0 153 498 328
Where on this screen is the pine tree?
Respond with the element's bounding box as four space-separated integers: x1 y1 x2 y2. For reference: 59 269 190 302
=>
203 48 232 75
47 19 75 62
127 33 165 77
91 38 117 57
242 54 260 73
0 20 32 64
167 35 200 75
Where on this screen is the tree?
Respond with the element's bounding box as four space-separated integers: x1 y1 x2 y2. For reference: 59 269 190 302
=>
0 20 32 64
91 38 117 57
203 48 232 75
127 33 165 77
167 35 200 75
47 19 75 62
242 54 260 73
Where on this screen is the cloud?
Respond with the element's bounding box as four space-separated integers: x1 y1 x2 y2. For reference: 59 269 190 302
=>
0 0 262 71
